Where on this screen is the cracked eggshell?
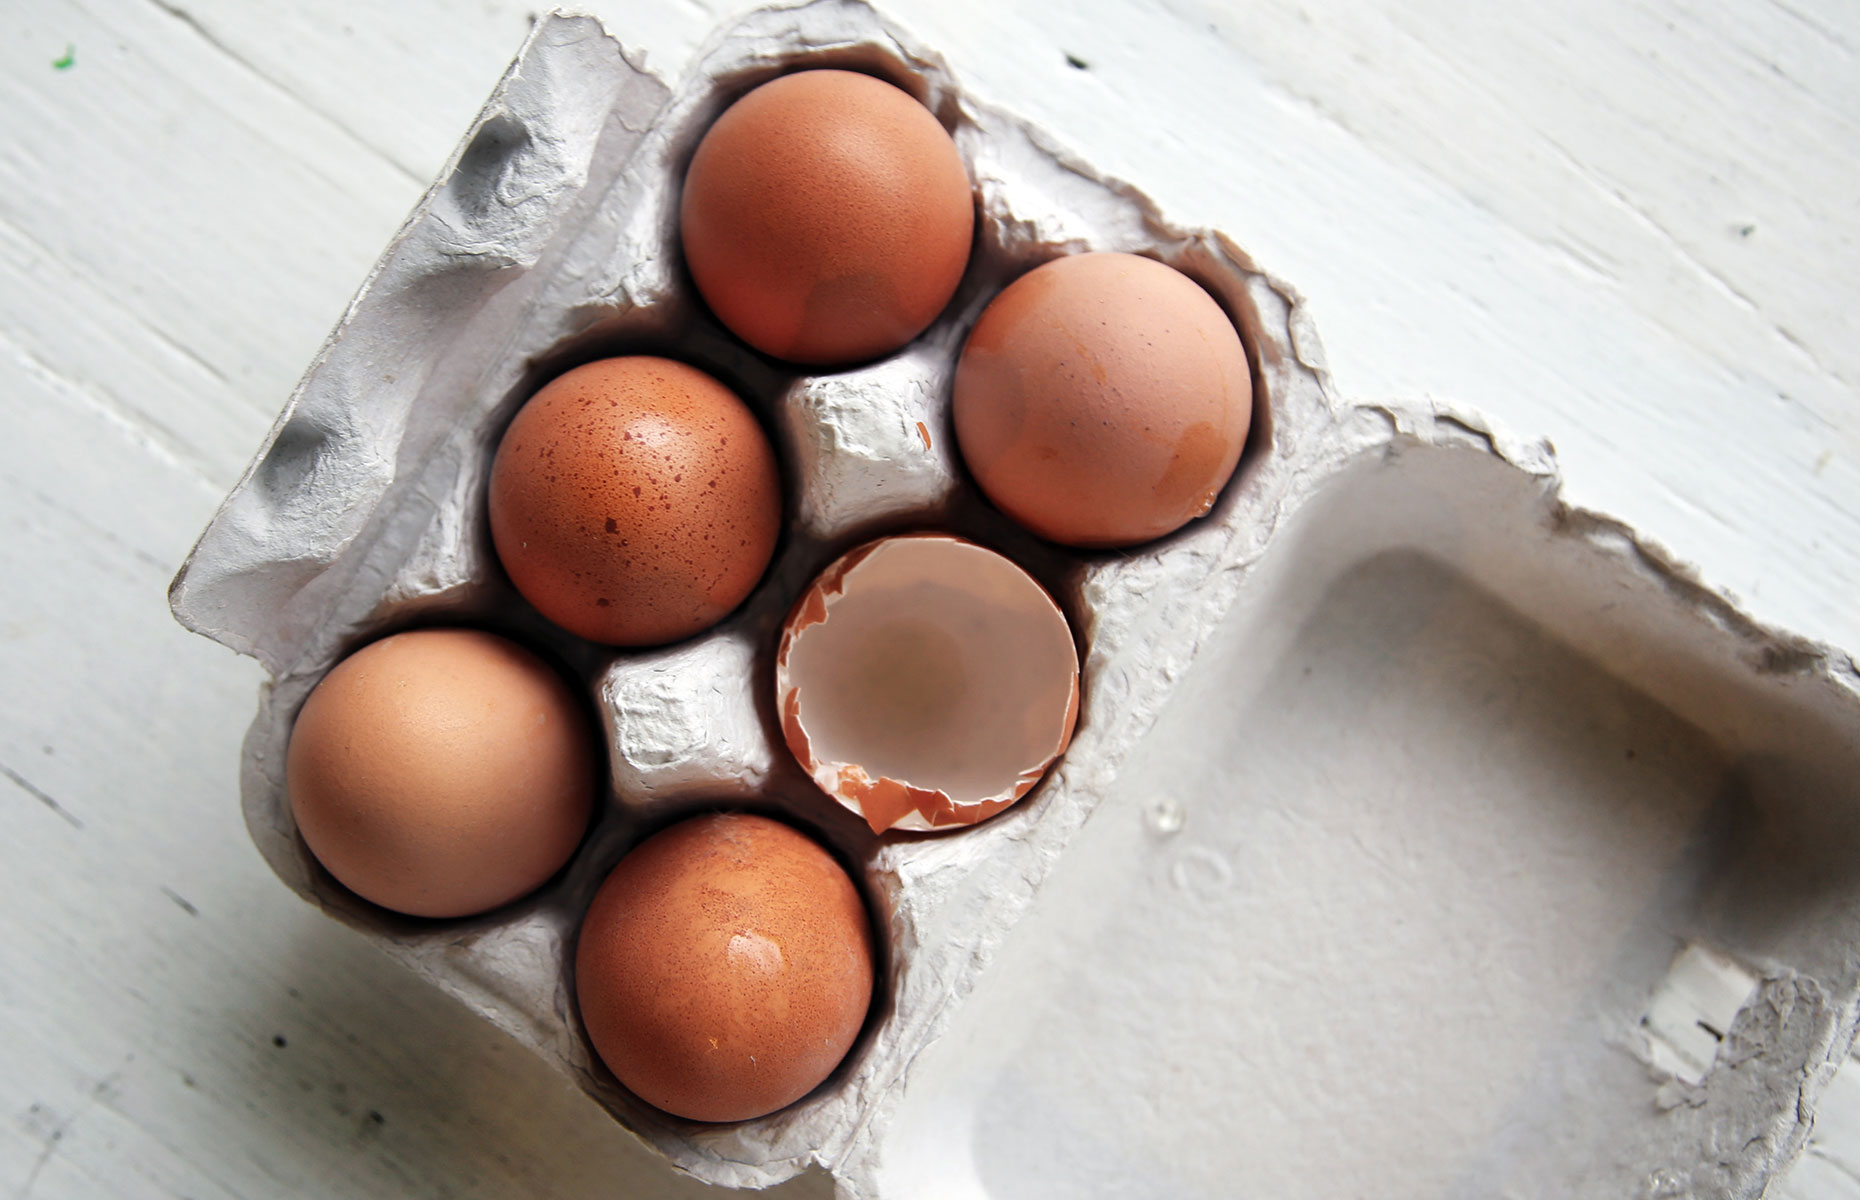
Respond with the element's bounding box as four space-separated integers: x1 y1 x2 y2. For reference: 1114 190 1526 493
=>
775 534 1079 834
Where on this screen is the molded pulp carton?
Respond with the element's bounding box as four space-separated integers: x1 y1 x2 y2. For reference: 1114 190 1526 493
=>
170 5 1860 1196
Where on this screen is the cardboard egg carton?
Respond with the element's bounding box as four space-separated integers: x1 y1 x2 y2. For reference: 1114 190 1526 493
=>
169 3 1860 1196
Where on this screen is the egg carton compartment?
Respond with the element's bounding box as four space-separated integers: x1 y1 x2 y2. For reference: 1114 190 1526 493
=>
167 3 1860 1198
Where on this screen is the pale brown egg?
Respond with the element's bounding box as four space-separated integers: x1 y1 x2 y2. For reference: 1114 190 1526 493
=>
285 628 596 919
952 252 1254 548
575 813 874 1123
488 356 782 646
775 533 1079 834
680 69 974 365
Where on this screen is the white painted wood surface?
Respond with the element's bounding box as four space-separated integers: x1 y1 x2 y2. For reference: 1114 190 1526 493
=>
2 1 1855 1196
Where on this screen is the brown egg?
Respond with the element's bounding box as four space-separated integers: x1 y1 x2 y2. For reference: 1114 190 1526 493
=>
285 628 596 919
575 813 874 1123
680 69 974 365
775 534 1078 834
952 252 1254 548
488 357 782 646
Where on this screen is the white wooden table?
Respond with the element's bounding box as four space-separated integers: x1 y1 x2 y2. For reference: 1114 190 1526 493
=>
4 1 1856 1196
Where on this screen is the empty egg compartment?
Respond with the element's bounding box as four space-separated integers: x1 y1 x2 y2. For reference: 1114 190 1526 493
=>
864 423 1860 1200
171 1 1350 1194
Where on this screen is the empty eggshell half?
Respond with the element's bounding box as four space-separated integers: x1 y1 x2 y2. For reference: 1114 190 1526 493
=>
775 534 1079 834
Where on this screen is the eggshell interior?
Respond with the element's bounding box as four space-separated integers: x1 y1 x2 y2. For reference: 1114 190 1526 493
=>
775 535 1079 833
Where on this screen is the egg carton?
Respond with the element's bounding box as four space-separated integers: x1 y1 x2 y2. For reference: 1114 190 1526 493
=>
168 3 1860 1197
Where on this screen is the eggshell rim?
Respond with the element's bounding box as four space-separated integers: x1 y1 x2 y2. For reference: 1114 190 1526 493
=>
773 532 1080 834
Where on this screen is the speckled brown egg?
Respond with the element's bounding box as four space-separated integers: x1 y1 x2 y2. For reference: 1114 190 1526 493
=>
680 69 974 365
285 628 596 919
952 252 1254 548
575 813 874 1123
488 357 782 646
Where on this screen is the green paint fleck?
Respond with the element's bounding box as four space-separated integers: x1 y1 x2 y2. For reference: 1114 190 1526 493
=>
53 45 75 71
